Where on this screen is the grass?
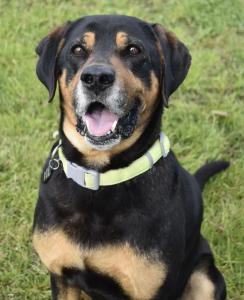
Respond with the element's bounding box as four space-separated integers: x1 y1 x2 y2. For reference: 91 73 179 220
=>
0 0 243 299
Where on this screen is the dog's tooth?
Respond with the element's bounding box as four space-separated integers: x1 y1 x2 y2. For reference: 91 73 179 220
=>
111 120 118 132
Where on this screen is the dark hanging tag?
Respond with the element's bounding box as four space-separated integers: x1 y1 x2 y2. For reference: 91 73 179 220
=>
43 165 52 183
43 158 60 183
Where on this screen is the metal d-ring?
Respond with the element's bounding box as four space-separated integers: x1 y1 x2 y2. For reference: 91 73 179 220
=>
49 158 60 170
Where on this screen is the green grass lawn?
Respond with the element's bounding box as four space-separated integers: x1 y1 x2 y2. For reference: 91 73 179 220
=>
0 0 243 299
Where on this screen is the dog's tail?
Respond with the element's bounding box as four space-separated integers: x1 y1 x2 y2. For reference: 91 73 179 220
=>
194 160 230 191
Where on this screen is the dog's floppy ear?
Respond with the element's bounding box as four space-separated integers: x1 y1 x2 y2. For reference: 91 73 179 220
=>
152 24 191 106
36 22 70 102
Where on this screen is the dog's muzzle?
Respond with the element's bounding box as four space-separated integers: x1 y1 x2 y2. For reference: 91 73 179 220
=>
74 64 140 150
76 100 139 149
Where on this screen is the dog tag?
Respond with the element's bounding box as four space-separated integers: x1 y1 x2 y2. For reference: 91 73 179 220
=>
43 159 60 183
43 165 52 183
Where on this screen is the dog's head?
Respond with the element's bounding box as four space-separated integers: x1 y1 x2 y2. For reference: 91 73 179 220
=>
36 15 191 165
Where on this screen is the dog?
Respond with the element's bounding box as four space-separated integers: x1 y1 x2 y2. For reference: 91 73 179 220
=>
32 15 229 300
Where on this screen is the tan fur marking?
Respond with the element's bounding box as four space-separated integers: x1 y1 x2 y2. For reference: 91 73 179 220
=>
33 230 84 275
86 243 166 300
181 270 215 300
140 71 159 123
110 57 159 113
83 32 95 50
165 31 177 49
111 56 144 101
63 117 110 167
58 284 81 300
155 40 164 66
116 31 128 49
33 229 166 300
66 289 80 300
56 277 92 300
59 69 80 126
57 38 66 55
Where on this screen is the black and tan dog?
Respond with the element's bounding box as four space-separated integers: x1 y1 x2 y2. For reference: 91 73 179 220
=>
32 15 229 300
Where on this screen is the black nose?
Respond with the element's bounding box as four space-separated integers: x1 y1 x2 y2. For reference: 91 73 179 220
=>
81 65 115 93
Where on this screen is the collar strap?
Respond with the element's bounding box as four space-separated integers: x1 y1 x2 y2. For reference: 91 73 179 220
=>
58 132 170 190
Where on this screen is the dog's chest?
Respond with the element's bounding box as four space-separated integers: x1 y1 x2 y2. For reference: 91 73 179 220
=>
33 228 167 300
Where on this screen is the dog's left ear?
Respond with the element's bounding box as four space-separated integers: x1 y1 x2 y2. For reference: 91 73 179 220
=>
36 22 70 102
152 24 191 106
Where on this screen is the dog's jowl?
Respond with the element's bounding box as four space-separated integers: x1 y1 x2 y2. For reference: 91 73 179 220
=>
33 15 228 300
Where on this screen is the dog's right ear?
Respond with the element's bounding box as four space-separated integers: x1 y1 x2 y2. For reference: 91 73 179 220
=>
36 22 71 102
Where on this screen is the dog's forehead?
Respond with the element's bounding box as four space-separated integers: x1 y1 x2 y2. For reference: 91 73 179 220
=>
66 15 153 45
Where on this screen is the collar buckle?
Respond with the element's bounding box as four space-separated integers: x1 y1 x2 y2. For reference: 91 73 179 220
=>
66 161 100 190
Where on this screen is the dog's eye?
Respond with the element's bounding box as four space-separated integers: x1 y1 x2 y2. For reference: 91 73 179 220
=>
127 45 141 56
71 45 84 56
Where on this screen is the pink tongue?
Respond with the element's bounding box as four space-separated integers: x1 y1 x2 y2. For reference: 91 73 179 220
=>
83 108 119 137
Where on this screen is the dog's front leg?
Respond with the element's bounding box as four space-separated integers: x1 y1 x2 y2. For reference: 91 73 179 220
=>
180 255 226 300
50 273 85 300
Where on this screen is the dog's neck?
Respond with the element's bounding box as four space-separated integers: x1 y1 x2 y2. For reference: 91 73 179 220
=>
59 99 164 172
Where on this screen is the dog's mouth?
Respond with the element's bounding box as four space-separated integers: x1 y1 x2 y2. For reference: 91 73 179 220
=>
83 102 119 137
76 101 139 148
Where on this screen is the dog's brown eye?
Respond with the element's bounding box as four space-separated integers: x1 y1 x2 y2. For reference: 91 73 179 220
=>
128 45 141 56
71 45 84 56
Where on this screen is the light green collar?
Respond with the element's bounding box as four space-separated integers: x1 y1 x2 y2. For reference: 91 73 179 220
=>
58 132 170 190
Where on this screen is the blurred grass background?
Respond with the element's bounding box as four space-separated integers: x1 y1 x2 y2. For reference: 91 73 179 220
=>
0 0 243 299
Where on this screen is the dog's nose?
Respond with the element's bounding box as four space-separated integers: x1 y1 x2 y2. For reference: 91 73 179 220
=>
81 65 115 93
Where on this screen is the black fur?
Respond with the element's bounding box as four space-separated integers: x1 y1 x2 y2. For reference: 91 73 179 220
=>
33 15 228 299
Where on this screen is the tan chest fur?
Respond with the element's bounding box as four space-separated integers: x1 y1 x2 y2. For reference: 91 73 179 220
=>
33 229 167 300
